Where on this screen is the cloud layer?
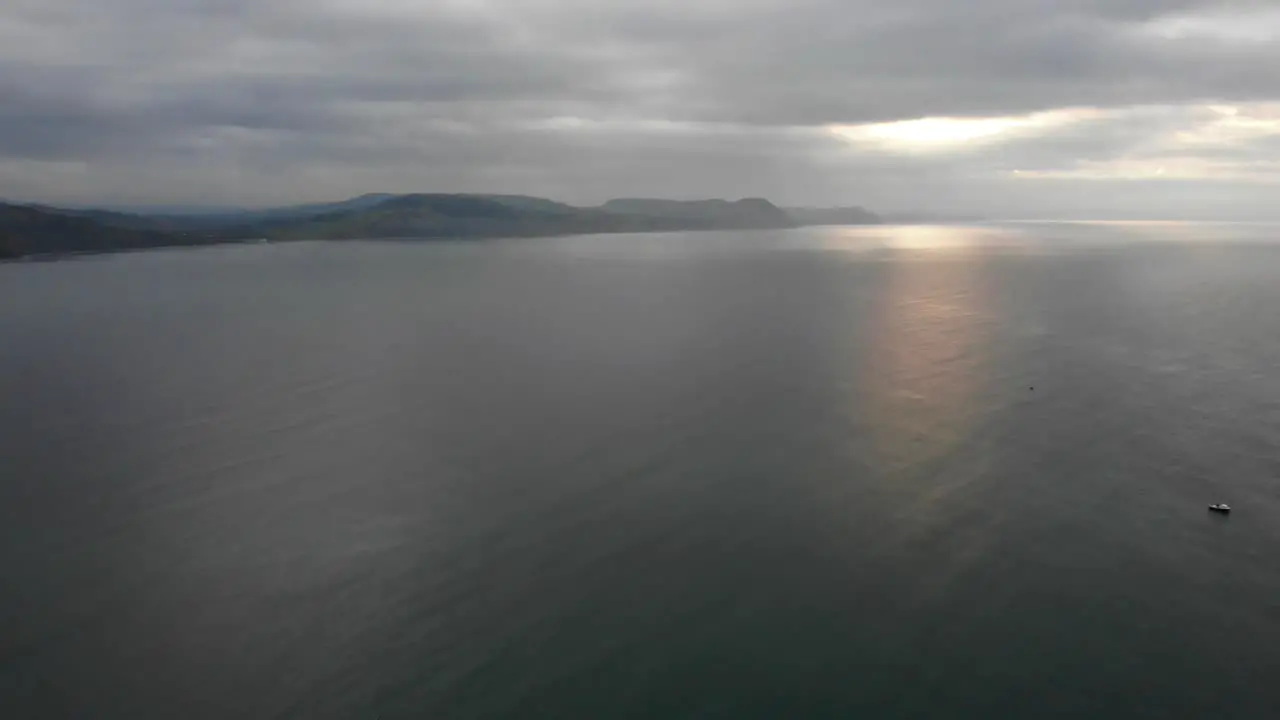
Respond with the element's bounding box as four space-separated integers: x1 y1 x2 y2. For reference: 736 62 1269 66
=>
3 0 1280 216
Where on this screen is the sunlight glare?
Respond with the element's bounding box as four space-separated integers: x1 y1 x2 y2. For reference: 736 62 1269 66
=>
830 109 1096 153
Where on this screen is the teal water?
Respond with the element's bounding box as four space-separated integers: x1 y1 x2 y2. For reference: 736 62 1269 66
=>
3 223 1280 718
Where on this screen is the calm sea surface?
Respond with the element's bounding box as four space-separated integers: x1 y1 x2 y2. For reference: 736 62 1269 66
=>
3 223 1280 718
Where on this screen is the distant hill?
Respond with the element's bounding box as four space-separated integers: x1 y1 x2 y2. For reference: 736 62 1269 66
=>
61 203 254 216
240 193 401 222
55 193 405 235
469 194 579 215
28 206 215 234
3 193 887 258
785 206 882 226
0 203 223 259
232 193 710 241
220 194 801 240
161 196 406 217
599 198 796 229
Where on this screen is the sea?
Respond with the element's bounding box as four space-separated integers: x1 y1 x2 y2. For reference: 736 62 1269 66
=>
3 222 1280 719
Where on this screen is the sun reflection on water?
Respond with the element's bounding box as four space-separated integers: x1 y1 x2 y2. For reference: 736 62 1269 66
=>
851 231 1006 573
811 224 1026 254
861 252 993 467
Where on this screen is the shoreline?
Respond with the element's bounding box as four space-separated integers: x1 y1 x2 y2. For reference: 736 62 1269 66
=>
3 224 879 265
0 238 272 265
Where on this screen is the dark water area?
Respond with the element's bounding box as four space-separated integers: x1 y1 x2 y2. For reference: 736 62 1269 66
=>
3 223 1280 718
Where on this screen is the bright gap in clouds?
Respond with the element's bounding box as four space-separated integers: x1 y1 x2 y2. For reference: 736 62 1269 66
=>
1175 105 1280 147
829 109 1099 153
1143 8 1280 43
1014 104 1280 182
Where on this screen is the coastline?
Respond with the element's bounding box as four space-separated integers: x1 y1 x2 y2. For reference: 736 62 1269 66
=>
1 223 880 265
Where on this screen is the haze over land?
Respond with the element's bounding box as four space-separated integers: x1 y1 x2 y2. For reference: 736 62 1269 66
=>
4 0 1280 218
0 194 883 259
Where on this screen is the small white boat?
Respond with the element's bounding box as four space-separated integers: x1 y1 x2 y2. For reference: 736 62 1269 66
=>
1209 504 1231 514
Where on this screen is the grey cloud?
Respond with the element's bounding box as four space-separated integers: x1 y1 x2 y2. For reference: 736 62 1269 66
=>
979 108 1214 171
2 0 1280 212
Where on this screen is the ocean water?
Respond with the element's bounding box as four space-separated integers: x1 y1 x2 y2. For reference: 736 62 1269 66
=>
2 223 1280 719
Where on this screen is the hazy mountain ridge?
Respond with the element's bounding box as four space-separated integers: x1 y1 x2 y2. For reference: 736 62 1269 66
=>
599 198 798 229
242 194 721 240
36 194 405 234
1 194 882 259
0 203 205 259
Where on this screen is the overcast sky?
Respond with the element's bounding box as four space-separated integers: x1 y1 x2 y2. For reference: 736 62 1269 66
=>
3 0 1280 217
